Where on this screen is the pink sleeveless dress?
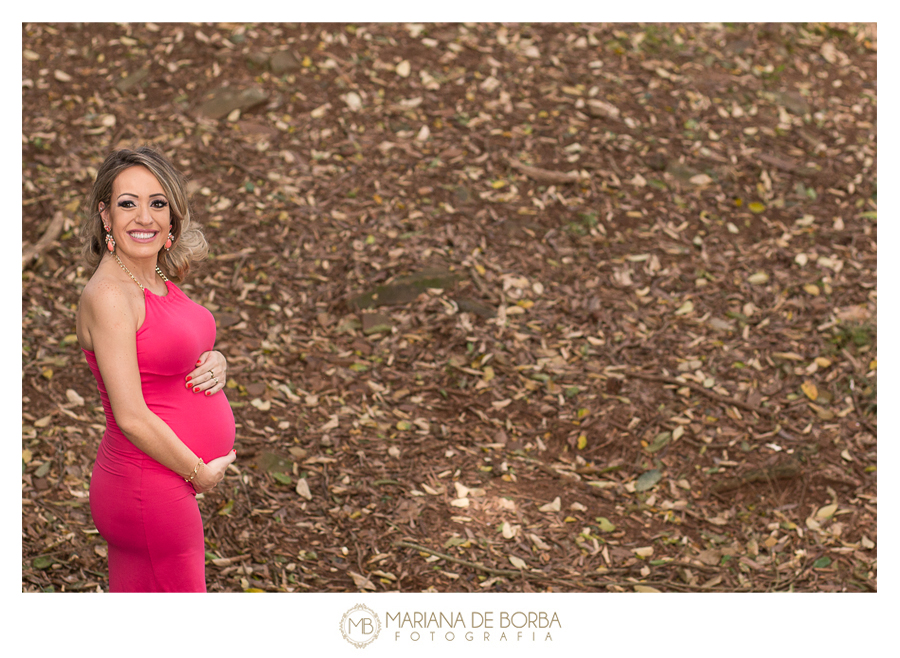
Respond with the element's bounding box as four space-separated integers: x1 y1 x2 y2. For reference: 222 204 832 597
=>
83 280 235 592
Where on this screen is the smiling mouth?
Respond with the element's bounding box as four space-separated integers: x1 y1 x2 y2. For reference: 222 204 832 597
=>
128 231 158 240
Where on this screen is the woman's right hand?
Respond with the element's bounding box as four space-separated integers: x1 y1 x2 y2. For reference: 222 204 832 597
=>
192 449 237 493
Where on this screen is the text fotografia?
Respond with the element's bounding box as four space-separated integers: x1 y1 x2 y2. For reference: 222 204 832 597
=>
386 611 561 642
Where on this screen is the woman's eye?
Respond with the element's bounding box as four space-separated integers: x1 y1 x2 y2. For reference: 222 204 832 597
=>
117 200 135 208
151 200 169 208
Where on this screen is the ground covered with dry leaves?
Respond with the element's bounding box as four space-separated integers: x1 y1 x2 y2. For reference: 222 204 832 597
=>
22 22 876 593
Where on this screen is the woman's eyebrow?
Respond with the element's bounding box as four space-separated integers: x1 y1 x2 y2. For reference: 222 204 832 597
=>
116 192 168 199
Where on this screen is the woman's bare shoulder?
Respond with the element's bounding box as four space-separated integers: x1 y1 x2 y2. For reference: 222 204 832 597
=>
78 265 141 328
81 268 129 306
78 268 134 351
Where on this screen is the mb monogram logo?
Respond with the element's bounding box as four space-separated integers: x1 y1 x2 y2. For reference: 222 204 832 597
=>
340 603 382 648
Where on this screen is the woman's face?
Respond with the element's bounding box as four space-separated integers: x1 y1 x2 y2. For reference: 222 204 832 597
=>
100 165 171 260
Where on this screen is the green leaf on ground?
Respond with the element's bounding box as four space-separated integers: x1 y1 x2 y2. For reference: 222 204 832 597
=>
32 556 54 570
646 432 671 453
635 469 662 492
595 517 616 532
272 472 292 485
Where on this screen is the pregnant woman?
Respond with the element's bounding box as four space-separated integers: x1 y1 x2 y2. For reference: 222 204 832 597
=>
76 147 236 592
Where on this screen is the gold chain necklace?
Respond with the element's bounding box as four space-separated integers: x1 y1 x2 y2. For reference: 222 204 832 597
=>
113 252 169 292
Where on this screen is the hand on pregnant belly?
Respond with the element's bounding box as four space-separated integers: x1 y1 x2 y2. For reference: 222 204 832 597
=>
193 449 237 493
186 350 228 397
150 379 236 463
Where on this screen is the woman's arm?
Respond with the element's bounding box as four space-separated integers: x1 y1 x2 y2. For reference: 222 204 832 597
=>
81 280 233 489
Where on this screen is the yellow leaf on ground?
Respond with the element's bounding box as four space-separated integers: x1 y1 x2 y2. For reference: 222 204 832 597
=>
539 497 561 512
749 202 766 214
66 388 84 407
674 300 694 316
349 571 377 590
634 585 661 593
454 482 470 498
773 352 804 361
808 403 834 420
816 503 838 520
509 556 527 569
803 284 820 296
801 380 818 401
251 398 271 411
576 434 587 450
295 479 312 500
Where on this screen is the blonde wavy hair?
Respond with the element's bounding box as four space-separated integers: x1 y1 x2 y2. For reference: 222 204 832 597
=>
82 147 207 283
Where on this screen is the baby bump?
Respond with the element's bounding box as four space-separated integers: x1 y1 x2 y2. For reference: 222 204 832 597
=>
147 383 236 463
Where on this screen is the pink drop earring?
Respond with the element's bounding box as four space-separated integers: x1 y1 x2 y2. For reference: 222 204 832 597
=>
104 225 116 252
165 228 174 251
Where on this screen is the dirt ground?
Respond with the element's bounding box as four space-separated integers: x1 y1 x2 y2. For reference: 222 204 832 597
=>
22 22 876 592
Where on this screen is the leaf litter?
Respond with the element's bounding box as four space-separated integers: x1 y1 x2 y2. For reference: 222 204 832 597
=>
22 22 876 593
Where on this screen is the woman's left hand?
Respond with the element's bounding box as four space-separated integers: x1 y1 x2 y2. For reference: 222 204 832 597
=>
186 350 228 396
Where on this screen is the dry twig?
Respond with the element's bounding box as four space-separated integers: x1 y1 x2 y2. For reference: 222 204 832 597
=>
23 211 65 270
625 370 773 417
506 157 585 184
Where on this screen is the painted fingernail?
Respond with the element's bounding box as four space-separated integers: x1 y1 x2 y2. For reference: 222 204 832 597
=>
185 376 192 382
205 391 210 396
193 387 199 393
